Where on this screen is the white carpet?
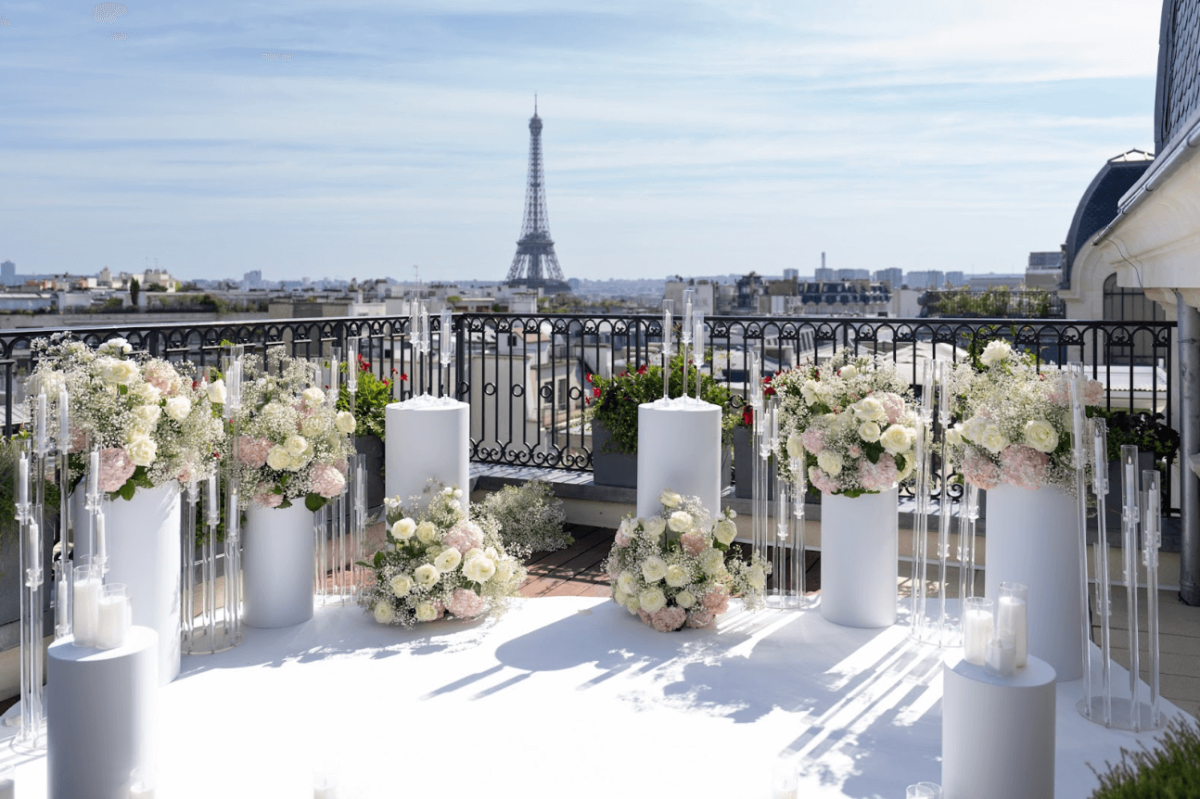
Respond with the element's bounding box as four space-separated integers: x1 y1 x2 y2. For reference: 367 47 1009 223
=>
1 596 1192 798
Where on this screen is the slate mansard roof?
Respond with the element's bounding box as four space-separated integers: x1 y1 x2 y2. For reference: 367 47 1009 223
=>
1156 0 1200 154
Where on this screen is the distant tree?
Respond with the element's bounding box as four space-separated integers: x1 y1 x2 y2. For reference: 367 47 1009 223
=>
129 278 141 308
446 295 462 305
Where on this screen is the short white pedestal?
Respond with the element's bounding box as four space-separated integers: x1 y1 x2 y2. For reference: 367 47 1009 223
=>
243 503 316 629
47 627 159 799
385 396 470 507
636 398 721 519
820 488 898 628
942 651 1056 799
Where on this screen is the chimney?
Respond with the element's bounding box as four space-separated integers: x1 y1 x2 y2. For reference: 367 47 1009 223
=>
821 252 826 270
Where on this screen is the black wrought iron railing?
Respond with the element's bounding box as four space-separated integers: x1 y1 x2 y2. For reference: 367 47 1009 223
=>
0 313 1179 512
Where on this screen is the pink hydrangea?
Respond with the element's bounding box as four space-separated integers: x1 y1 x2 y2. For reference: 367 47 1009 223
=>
143 361 177 395
447 587 487 619
999 444 1048 490
334 458 349 476
98 447 136 493
809 467 840 495
878 392 905 424
800 428 826 455
310 462 346 498
648 606 687 632
614 529 631 547
443 520 484 554
1084 380 1104 406
238 436 272 468
962 447 1001 491
680 532 707 556
252 488 284 508
702 585 730 615
848 444 861 459
858 453 898 492
69 425 87 454
176 458 194 485
686 610 715 629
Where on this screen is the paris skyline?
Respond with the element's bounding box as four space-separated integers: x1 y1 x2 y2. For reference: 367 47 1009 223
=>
0 0 1161 284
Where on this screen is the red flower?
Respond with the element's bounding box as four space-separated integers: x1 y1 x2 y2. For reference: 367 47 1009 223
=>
743 407 753 426
400 373 408 382
382 379 390 387
585 397 591 405
637 363 647 375
586 373 593 383
593 387 601 397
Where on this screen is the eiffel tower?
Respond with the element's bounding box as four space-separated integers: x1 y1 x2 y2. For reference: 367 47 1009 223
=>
506 100 570 293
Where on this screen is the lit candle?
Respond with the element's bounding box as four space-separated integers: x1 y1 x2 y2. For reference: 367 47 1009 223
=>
89 448 100 497
963 597 993 666
59 387 70 448
997 582 1028 667
36 391 47 449
985 637 1017 678
17 452 28 507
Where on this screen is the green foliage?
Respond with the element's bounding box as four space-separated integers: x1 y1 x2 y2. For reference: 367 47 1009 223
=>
1090 716 1200 798
931 286 1054 318
1091 409 1180 463
587 352 738 455
0 435 62 548
473 480 571 559
336 359 392 440
129 278 141 308
110 465 154 502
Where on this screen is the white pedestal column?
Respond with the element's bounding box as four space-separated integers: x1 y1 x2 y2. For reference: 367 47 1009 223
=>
820 487 899 628
47 627 159 799
636 398 721 519
243 503 316 629
984 484 1082 681
942 652 1056 799
385 396 470 508
77 481 182 685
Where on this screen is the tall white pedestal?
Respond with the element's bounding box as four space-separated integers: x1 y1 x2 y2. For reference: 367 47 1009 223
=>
942 652 1056 799
636 398 721 520
47 627 159 799
385 396 470 508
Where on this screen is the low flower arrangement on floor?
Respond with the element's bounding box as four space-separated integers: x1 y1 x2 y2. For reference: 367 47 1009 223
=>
363 485 526 626
227 350 354 511
605 490 766 632
771 352 919 496
948 340 1104 492
30 334 225 498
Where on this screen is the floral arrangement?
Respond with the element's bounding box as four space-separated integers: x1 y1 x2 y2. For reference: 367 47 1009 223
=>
605 490 765 632
362 485 526 626
226 350 355 511
770 352 919 496
473 479 571 558
948 340 1104 492
30 335 225 499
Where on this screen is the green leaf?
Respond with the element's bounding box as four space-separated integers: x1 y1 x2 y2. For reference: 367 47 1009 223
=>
305 492 327 512
373 551 385 568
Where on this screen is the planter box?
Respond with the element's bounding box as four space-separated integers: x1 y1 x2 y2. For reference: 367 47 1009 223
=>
733 426 769 500
356 434 385 509
591 420 637 488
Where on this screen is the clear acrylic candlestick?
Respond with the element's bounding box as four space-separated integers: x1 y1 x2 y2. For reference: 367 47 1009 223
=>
692 312 705 400
439 310 452 397
346 336 359 396
15 439 46 750
661 300 673 399
352 453 367 599
769 470 789 607
749 349 763 563
1121 445 1142 731
55 386 73 641
1067 364 1094 717
955 481 979 603
181 478 200 653
790 456 808 608
1143 469 1162 730
1079 417 1114 727
909 361 936 642
934 360 953 645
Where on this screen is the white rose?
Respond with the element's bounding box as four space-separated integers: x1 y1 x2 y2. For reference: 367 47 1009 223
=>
495 558 515 582
284 435 308 457
859 421 882 443
391 518 417 541
785 433 804 459
639 586 667 613
667 511 693 533
839 364 858 380
817 450 843 475
617 571 636 595
675 590 697 609
879 424 913 455
266 445 291 471
946 426 964 447
624 594 640 613
415 602 438 622
426 544 443 558
133 381 161 405
302 386 326 405
100 358 139 386
207 379 227 404
389 574 413 597
747 564 766 591
125 436 157 467
133 404 162 429
980 340 1012 368
659 490 681 508
285 453 307 471
641 556 667 583
714 518 737 546
962 416 987 444
852 396 886 422
1023 420 1059 454
699 547 725 576
416 521 439 544
463 555 496 583
979 423 1007 454
801 379 820 406
164 396 191 422
300 414 327 437
643 517 666 539
665 564 690 588
897 455 915 482
613 588 629 607
335 411 356 435
414 563 440 587
373 601 395 624
99 337 131 355
434 547 462 573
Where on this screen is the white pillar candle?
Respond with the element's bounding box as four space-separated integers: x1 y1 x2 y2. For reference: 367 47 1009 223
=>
73 576 102 646
27 521 40 577
95 514 107 564
997 595 1028 668
36 391 47 449
89 448 100 496
985 638 1017 677
96 594 130 649
963 605 993 666
18 452 28 506
59 386 70 446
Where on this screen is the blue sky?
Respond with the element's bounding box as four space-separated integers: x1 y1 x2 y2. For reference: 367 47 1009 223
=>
0 0 1164 283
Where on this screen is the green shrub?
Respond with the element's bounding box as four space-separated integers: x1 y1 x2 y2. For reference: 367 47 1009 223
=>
1090 716 1200 798
473 480 570 559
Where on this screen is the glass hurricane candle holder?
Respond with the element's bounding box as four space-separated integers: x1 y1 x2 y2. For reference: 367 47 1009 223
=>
997 581 1028 668
985 638 1017 677
963 597 993 666
96 583 131 650
72 557 103 647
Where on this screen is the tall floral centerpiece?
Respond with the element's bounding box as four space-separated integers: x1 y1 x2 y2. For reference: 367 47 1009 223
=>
605 490 765 632
30 334 225 683
770 352 918 627
229 351 355 628
363 485 526 626
947 339 1104 680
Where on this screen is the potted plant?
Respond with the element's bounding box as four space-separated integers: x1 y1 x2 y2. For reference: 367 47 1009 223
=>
337 353 395 509
586 354 738 488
